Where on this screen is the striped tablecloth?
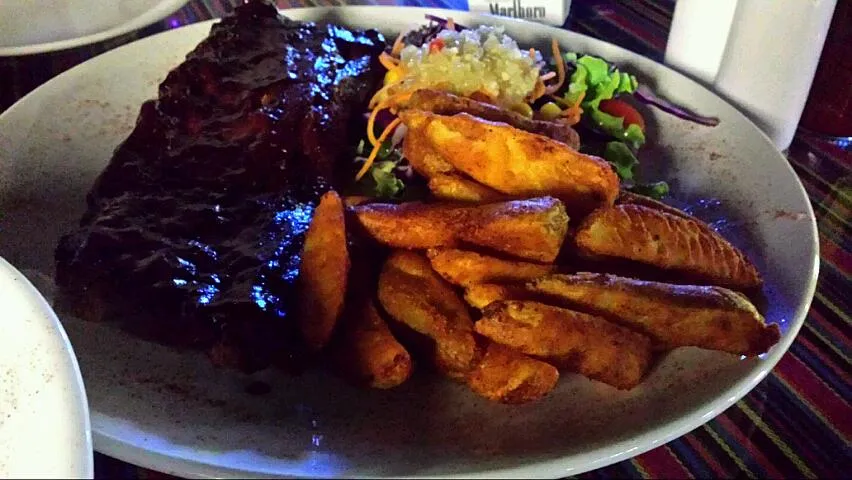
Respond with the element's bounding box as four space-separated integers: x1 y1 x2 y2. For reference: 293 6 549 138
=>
3 1 849 478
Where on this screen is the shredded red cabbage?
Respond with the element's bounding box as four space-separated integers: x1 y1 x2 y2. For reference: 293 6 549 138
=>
634 85 720 127
424 14 467 31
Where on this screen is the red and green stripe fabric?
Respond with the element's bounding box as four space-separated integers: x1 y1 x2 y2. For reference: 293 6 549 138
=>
3 0 849 478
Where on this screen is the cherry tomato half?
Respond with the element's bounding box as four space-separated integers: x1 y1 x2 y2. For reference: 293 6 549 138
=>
428 38 445 54
599 98 646 132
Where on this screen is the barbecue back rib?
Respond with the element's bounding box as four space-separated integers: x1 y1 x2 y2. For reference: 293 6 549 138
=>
55 1 386 372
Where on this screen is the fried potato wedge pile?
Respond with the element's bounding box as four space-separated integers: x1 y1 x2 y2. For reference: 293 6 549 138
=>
296 91 780 404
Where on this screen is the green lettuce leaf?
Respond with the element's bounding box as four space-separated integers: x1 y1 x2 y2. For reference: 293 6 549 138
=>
628 181 670 200
370 160 405 198
563 55 638 108
560 54 642 144
376 139 395 160
589 109 646 149
624 123 646 149
564 64 588 105
349 139 406 199
576 55 610 86
603 141 639 180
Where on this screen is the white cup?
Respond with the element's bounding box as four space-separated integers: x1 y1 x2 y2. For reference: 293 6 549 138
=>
665 0 838 151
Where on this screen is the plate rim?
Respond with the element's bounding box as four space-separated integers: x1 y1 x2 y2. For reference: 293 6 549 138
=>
0 6 821 478
0 0 189 57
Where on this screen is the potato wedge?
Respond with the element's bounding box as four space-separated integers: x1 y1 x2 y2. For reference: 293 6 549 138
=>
401 125 455 178
465 341 559 404
352 197 569 261
528 273 780 356
616 190 697 221
401 89 581 149
477 301 653 389
575 204 762 289
428 174 506 203
297 191 350 351
377 251 478 374
458 196 569 263
399 110 619 215
351 201 466 249
332 299 413 389
427 248 555 287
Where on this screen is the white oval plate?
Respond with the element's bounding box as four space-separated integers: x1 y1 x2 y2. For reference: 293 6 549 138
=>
0 7 819 479
0 258 92 478
0 0 187 56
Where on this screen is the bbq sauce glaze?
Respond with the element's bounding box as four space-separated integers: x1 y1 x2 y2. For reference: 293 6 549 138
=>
55 0 386 372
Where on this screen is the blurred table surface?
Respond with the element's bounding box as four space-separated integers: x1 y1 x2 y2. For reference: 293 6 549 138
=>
2 0 850 478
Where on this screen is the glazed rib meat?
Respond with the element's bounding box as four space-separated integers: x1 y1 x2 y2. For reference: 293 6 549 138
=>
54 1 386 372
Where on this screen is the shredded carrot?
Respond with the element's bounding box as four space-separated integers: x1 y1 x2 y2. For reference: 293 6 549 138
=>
446 18 455 31
356 117 403 181
368 80 402 109
366 103 386 146
386 91 413 110
367 92 413 146
566 90 586 111
529 77 546 102
379 51 400 70
544 38 566 95
391 30 406 57
563 110 582 126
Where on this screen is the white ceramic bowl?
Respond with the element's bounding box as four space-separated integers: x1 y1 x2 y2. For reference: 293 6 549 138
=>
0 258 93 478
0 7 818 478
0 0 188 56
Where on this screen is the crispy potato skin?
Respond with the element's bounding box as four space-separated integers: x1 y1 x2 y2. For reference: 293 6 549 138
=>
477 301 653 390
352 202 466 249
377 251 478 374
465 341 559 404
427 248 556 287
616 190 697 222
352 197 570 262
528 273 780 356
575 204 762 289
333 299 413 389
401 126 455 178
464 284 522 310
458 196 569 263
402 89 581 149
428 174 506 203
399 110 619 216
298 191 350 351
